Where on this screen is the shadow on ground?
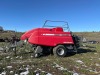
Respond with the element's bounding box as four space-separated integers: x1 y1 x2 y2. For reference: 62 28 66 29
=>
77 48 96 54
66 48 97 57
13 48 97 57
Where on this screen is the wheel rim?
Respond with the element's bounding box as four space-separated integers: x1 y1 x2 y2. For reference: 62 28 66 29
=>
57 48 64 55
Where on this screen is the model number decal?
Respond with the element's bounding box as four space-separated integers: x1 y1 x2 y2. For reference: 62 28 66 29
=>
42 34 71 36
63 42 73 43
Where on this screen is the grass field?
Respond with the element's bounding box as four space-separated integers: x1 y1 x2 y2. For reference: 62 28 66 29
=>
0 32 100 75
0 42 100 75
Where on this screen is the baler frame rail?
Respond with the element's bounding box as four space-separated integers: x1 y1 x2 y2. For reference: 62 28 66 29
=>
42 20 70 31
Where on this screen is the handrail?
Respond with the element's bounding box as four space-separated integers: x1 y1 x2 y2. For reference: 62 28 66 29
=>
42 20 70 31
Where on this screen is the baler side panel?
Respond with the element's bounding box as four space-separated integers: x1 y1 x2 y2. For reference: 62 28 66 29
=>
21 28 74 47
53 32 74 46
38 31 54 46
38 30 74 46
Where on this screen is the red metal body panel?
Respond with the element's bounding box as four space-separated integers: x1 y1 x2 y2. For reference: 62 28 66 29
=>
21 28 38 40
21 27 74 46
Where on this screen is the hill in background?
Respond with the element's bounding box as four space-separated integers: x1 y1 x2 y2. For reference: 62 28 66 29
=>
74 32 100 42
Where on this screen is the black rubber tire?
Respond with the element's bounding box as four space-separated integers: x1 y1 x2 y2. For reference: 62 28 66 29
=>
53 45 67 57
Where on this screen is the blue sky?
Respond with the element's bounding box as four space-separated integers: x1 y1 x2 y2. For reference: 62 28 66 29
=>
0 0 100 32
